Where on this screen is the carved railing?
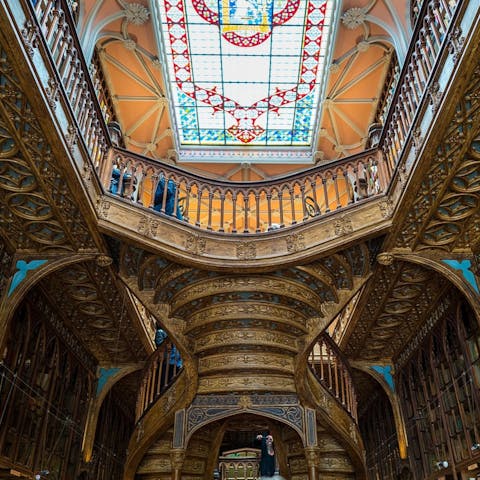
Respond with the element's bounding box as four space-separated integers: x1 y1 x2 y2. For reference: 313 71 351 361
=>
308 333 357 421
30 0 109 168
410 0 425 26
103 147 385 233
218 460 259 480
381 0 460 172
135 339 183 421
329 289 362 346
217 449 261 480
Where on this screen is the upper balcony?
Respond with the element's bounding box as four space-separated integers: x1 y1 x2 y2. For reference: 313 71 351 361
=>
2 0 473 265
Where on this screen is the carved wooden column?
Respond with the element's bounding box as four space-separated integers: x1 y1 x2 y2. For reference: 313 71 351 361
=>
304 446 320 480
170 448 185 480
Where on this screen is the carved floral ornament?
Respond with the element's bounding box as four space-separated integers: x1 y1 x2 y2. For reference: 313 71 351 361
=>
377 252 394 265
341 7 367 29
120 1 150 25
334 215 353 236
394 62 480 250
0 51 96 252
286 233 305 253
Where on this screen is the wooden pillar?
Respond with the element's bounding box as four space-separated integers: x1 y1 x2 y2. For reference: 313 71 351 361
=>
170 448 186 480
304 446 320 480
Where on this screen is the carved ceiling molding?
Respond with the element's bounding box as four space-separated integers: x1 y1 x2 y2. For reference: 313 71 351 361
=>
167 276 327 316
198 351 295 375
185 303 308 336
39 261 147 364
0 44 97 253
392 59 480 252
197 374 296 394
344 261 450 361
185 393 304 443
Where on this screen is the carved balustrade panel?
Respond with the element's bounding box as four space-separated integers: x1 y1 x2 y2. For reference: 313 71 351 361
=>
218 457 259 480
392 60 480 252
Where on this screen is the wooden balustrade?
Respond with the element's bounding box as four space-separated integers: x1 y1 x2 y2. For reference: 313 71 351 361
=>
31 0 109 168
308 333 358 421
135 340 183 421
381 0 460 171
218 460 259 480
105 147 384 234
329 290 362 346
218 449 260 480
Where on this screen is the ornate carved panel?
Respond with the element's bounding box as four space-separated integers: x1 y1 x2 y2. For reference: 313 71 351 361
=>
0 46 97 253
40 261 147 363
393 61 480 252
345 261 450 360
185 393 304 442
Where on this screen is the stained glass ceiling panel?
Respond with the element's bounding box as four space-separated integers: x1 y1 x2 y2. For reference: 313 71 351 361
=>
154 0 336 162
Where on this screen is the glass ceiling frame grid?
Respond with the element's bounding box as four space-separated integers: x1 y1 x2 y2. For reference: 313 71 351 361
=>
152 0 338 163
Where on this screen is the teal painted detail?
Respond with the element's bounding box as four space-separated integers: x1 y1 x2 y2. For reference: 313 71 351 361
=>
371 365 395 391
8 259 48 296
96 367 121 397
442 259 479 293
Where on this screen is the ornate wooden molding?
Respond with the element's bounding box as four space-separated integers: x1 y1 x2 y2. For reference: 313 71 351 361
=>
97 193 391 270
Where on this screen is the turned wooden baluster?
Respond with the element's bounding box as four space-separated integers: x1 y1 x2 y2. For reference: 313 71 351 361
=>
219 192 226 232
243 191 250 233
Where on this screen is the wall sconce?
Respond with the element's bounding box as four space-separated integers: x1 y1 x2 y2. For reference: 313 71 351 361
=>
435 460 449 469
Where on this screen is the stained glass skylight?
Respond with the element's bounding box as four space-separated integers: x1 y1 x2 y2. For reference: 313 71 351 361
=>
153 0 337 162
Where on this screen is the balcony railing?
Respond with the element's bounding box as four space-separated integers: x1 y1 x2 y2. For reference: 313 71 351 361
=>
103 147 384 233
308 332 358 421
381 0 460 172
135 339 183 421
26 0 462 235
217 449 261 480
31 0 109 168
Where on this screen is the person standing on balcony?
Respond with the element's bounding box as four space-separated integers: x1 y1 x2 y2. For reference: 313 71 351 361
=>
153 175 183 220
255 431 276 477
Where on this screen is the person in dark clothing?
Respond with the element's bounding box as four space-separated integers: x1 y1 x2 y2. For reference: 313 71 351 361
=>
154 328 167 347
255 431 276 477
109 165 133 197
153 176 183 219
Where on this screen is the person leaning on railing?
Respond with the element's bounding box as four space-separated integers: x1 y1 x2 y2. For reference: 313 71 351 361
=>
153 175 184 220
